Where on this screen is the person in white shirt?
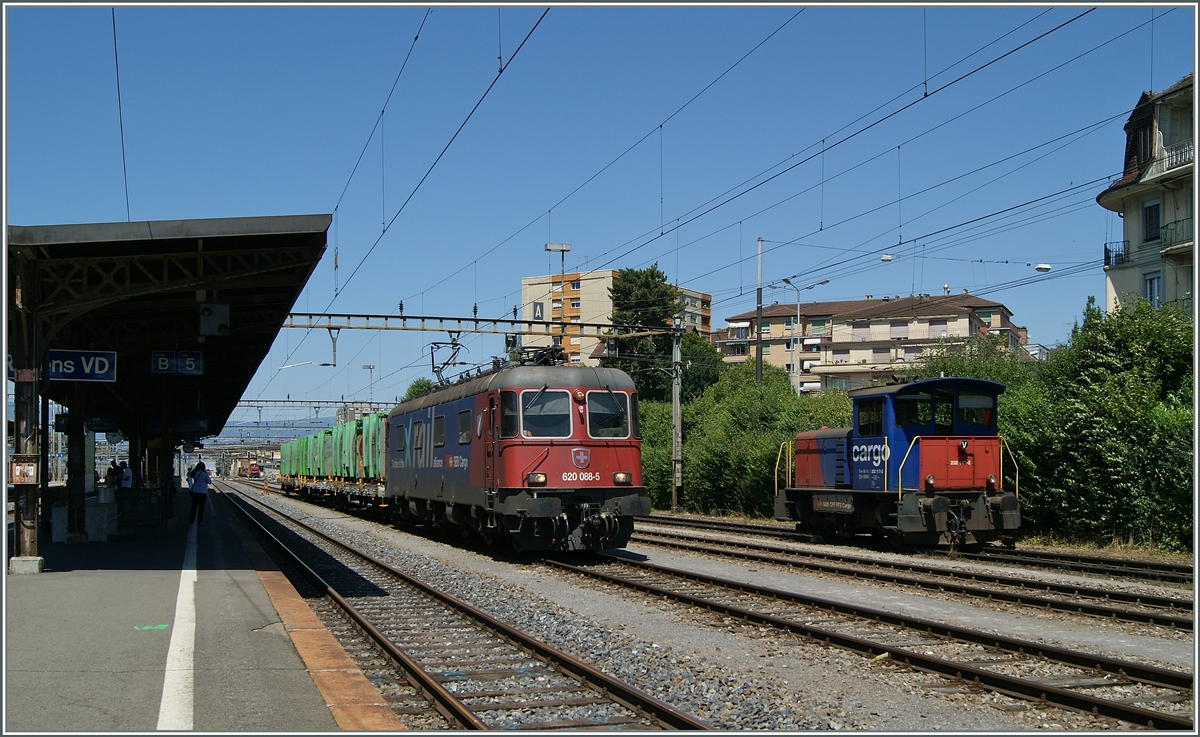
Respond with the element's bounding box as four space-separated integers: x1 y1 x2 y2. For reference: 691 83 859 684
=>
187 461 212 525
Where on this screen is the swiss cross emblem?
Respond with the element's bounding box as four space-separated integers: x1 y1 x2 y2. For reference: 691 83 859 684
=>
572 448 591 469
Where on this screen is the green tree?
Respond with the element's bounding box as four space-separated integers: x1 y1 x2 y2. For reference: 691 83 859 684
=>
1008 298 1193 550
401 378 434 403
602 264 685 401
680 329 726 401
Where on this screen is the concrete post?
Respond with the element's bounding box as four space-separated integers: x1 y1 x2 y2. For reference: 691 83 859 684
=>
671 315 682 513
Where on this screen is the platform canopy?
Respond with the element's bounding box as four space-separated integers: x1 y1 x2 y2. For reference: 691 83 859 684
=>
7 214 330 447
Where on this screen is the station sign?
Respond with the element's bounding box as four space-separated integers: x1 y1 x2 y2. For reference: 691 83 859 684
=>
532 302 545 321
8 350 117 382
150 350 204 375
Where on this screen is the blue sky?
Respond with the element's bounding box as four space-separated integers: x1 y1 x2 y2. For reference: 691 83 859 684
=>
5 4 1195 430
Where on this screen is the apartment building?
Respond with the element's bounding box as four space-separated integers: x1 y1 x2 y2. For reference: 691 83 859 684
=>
1097 74 1193 311
520 269 711 365
713 293 1025 392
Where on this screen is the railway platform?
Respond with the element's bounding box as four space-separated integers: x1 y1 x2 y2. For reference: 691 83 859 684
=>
4 486 402 732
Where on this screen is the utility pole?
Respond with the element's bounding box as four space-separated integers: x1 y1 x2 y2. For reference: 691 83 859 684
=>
671 314 683 512
755 236 763 385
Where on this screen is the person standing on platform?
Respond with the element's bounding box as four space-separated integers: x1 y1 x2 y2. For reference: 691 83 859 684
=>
106 460 119 489
187 461 211 525
119 461 133 489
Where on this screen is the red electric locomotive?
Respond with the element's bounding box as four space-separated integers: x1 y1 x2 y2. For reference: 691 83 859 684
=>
775 377 1020 547
385 354 650 552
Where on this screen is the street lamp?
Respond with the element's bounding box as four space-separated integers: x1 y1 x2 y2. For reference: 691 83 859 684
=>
781 278 829 395
362 364 375 404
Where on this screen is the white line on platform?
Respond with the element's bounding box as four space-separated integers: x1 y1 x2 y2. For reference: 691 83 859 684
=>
157 524 198 730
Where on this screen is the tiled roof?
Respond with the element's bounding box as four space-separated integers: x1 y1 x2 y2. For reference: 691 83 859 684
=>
723 294 1007 323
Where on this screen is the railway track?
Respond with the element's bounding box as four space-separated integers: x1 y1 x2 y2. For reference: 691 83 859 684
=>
544 554 1194 730
631 528 1193 631
646 514 1194 584
223 485 711 731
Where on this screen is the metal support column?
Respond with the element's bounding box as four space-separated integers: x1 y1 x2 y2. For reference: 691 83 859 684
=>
671 315 683 513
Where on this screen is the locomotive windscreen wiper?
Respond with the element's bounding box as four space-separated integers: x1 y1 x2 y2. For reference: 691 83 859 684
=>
603 385 627 419
523 384 549 411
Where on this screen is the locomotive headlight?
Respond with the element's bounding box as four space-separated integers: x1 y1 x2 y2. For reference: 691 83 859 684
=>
613 472 632 485
527 472 547 487
986 474 997 489
574 390 586 402
925 474 936 489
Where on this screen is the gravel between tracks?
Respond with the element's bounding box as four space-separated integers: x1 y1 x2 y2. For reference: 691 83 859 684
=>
242 489 1166 731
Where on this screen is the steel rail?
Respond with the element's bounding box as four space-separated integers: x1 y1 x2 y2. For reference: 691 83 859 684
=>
221 487 486 729
632 529 1193 630
937 547 1193 584
646 514 1193 583
230 488 712 731
544 555 1193 730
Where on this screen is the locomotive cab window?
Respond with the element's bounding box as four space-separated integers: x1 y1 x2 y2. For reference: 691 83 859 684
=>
412 421 425 450
521 388 571 437
958 392 995 428
395 423 406 452
433 415 445 447
587 390 629 438
458 410 472 444
499 391 519 438
894 393 932 427
630 392 641 440
934 388 954 434
857 398 884 437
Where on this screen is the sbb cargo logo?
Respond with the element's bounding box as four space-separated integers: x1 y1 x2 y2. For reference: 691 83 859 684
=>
443 455 469 469
851 442 890 467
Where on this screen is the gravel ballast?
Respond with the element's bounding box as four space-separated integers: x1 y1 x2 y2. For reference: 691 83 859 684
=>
240 489 1185 731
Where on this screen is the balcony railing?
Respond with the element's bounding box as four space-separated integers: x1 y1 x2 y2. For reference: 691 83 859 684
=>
1104 240 1130 267
1160 217 1193 249
1144 139 1193 179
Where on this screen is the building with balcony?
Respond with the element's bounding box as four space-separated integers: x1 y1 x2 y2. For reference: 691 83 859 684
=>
713 293 1027 392
1097 74 1193 312
519 269 711 365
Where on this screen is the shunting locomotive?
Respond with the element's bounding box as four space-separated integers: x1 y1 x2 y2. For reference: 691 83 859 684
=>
775 377 1020 547
280 348 651 552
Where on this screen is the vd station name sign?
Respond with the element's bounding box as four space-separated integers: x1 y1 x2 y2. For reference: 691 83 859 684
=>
6 349 118 382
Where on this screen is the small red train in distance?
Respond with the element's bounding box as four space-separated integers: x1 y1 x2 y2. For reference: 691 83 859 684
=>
247 463 261 478
775 376 1020 548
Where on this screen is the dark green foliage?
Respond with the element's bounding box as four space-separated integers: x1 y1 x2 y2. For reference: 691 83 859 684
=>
668 361 851 516
916 333 1035 390
680 330 726 401
1011 298 1194 550
601 264 685 401
401 378 434 403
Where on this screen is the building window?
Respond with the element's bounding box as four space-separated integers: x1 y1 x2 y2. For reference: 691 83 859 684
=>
904 346 923 361
872 347 890 362
734 327 749 340
889 321 908 339
852 323 870 341
810 319 827 335
1142 200 1161 243
784 339 792 350
760 321 770 335
829 377 851 390
570 299 580 309
975 311 992 327
762 343 771 355
833 349 850 364
784 363 793 373
929 319 948 338
731 344 748 356
1144 272 1162 307
570 280 580 290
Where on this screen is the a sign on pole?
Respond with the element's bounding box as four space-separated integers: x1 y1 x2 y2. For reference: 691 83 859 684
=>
45 350 117 382
533 302 545 321
151 350 204 375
